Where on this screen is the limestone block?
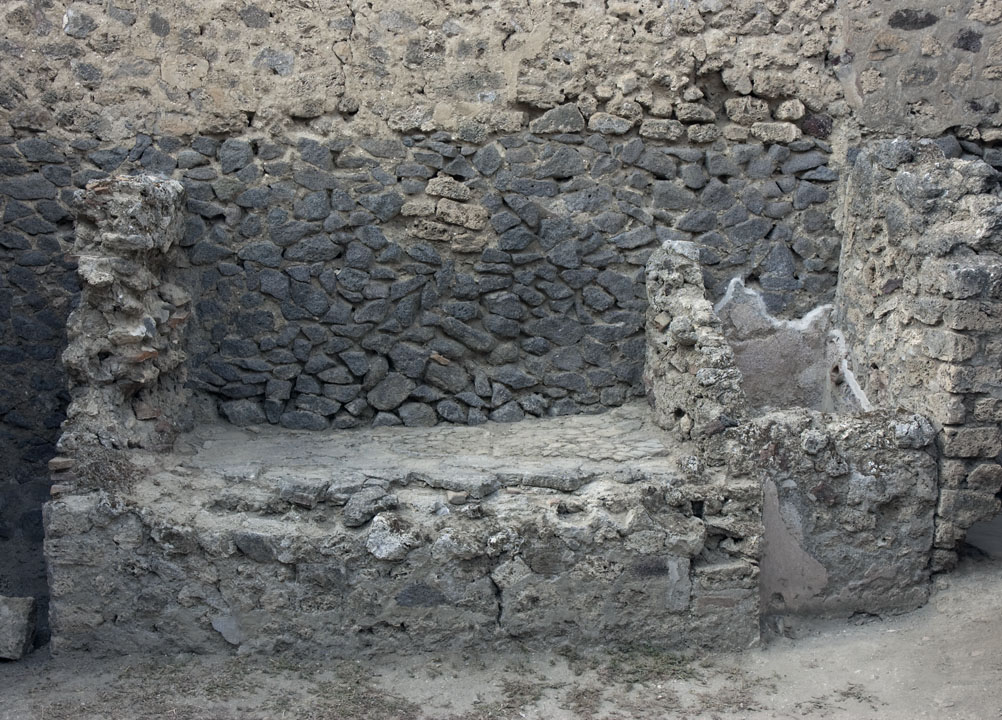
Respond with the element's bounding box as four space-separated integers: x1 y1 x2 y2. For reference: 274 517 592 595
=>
939 426 1002 458
975 398 1002 422
939 460 969 489
527 104 585 134
924 392 967 425
919 257 1002 300
722 124 750 141
435 199 488 230
938 488 1002 528
675 102 716 123
425 176 471 201
0 596 35 660
750 122 801 143
774 99 805 121
639 119 685 140
401 199 435 216
967 462 1002 493
935 364 976 394
409 218 453 241
586 112 633 135
686 124 721 143
921 330 977 362
942 300 1002 331
724 97 770 125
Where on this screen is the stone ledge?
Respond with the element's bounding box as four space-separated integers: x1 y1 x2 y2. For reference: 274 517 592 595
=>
44 404 761 657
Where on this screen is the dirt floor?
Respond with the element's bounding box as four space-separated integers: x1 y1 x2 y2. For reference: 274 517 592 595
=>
1 553 1000 720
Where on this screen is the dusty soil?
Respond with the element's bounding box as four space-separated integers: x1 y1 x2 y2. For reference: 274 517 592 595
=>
2 554 1000 720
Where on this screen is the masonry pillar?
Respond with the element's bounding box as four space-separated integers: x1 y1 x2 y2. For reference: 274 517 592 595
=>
835 140 1002 571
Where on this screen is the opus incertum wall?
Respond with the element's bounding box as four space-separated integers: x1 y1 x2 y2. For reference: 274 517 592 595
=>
176 115 840 432
3 0 1002 648
4 110 845 439
2 101 844 650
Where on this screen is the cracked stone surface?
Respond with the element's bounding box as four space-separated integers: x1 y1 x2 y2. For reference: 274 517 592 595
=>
179 402 672 471
44 403 761 657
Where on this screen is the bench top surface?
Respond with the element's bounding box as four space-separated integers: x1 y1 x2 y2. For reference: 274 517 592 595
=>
168 401 681 481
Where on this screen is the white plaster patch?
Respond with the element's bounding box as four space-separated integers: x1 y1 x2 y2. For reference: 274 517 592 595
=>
713 277 833 332
829 329 873 412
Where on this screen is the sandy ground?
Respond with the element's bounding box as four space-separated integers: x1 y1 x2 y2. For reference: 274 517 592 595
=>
2 554 1000 720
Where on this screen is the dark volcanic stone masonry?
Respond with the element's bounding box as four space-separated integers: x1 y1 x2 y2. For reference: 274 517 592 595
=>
7 116 998 449
0 132 77 643
27 112 988 444
1 121 845 436
0 121 841 432
184 125 840 431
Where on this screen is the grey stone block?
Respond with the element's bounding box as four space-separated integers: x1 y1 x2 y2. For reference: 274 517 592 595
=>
700 179 736 211
367 373 416 411
219 139 254 174
781 151 828 175
0 174 57 200
472 143 503 175
653 181 696 210
279 410 329 430
295 394 342 416
0 596 35 660
676 209 717 232
525 316 584 346
425 362 470 393
535 146 587 179
528 104 585 134
220 399 267 426
489 401 525 423
435 399 467 423
793 181 829 209
399 402 438 427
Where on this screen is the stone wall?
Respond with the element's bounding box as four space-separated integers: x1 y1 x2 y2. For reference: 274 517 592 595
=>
45 407 762 657
0 133 78 644
3 0 1002 646
178 123 839 432
644 240 941 622
755 410 938 620
0 109 843 442
0 0 845 142
836 140 1002 571
837 0 1002 137
59 175 193 454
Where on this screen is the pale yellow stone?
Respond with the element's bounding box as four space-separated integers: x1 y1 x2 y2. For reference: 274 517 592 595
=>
750 122 800 143
774 99 805 121
436 199 488 231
